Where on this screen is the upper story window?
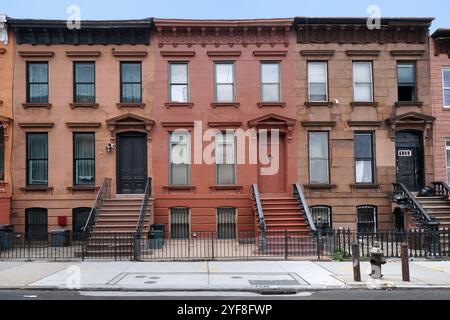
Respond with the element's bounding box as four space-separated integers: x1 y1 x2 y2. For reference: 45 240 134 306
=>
27 133 48 186
216 131 236 185
354 132 375 184
397 62 416 102
215 63 235 102
309 132 329 184
446 140 450 183
73 132 95 186
27 62 48 103
443 68 450 107
169 63 189 102
169 131 190 186
353 61 373 102
120 62 142 103
260 62 280 102
308 61 328 102
74 62 95 103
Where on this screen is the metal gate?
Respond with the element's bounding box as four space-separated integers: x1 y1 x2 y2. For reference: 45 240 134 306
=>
25 208 48 241
170 208 190 239
72 207 92 241
217 207 236 239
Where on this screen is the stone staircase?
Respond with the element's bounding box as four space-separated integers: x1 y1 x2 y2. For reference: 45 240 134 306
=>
415 195 450 228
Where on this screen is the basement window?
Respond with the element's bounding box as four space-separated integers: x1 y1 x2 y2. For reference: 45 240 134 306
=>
170 207 190 239
217 207 237 239
357 205 377 233
310 206 332 230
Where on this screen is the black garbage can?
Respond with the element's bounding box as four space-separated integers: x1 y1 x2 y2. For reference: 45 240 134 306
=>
0 225 13 251
148 224 166 249
51 230 70 247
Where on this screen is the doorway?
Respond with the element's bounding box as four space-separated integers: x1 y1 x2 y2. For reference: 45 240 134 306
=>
395 131 425 192
258 132 286 193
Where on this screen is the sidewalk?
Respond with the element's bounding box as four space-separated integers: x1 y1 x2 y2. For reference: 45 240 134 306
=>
1 260 450 292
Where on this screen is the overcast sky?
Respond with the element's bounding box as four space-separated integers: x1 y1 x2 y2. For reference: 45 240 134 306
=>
1 0 448 31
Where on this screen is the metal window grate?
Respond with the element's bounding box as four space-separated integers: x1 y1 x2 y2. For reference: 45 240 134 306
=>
310 206 332 230
357 205 377 233
25 208 48 241
217 207 236 239
170 208 190 239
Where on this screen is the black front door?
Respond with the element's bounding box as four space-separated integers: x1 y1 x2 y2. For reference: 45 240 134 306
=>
117 132 147 194
395 131 424 192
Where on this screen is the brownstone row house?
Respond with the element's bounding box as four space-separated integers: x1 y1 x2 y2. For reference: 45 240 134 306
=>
0 16 448 243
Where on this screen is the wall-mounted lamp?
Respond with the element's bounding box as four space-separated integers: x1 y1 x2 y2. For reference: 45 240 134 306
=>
106 143 115 153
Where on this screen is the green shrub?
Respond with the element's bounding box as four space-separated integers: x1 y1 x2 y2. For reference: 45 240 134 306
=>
332 249 345 261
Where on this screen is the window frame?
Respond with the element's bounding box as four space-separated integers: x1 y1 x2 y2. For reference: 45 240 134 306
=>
168 130 191 186
168 62 189 102
73 132 96 186
26 132 48 187
73 61 96 103
352 61 374 102
354 131 376 185
310 205 332 230
357 205 378 233
260 61 281 102
397 61 417 102
170 207 190 239
446 139 450 183
308 131 330 184
216 207 237 239
26 61 49 103
307 61 328 102
120 61 142 103
0 127 4 181
214 62 236 102
443 68 450 108
215 131 237 186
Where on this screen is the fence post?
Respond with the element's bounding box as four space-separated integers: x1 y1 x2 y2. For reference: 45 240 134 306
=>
114 233 117 261
284 230 288 260
316 228 322 260
211 232 215 261
81 232 85 261
352 243 361 282
401 243 410 282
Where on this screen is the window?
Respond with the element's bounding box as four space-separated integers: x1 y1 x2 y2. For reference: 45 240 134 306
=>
215 63 235 102
397 62 416 101
27 62 48 103
74 62 95 103
27 133 48 186
446 140 450 182
25 208 48 241
309 132 329 184
170 207 190 239
169 131 190 185
217 208 237 239
169 63 188 102
308 62 328 102
72 207 93 241
120 62 141 103
0 127 4 180
353 61 373 102
73 133 95 186
354 132 375 184
443 68 450 107
216 131 236 185
310 206 332 230
357 206 377 233
261 62 280 102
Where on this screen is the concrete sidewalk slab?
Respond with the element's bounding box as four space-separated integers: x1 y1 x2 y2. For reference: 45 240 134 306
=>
127 261 207 273
276 261 346 287
0 262 72 287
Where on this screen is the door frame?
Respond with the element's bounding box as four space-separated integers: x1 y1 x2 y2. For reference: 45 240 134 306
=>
116 131 148 194
395 130 425 192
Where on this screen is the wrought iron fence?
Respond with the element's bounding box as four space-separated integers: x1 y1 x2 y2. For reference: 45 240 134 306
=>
1 228 449 261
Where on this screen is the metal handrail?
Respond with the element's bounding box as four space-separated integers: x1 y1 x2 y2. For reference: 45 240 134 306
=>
393 182 438 228
82 177 111 237
293 183 317 232
251 184 266 232
136 177 152 235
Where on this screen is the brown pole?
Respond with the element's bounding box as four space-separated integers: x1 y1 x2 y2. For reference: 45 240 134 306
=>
401 243 410 282
352 243 361 282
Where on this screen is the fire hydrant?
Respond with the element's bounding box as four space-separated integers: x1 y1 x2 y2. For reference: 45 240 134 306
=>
369 241 386 279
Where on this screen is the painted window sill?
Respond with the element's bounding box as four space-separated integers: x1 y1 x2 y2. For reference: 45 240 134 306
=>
22 103 52 109
211 102 240 108
116 102 145 109
304 101 333 107
350 184 380 190
257 102 286 108
210 185 243 193
163 185 197 192
165 102 194 108
304 184 336 190
70 103 99 109
394 101 423 108
67 186 99 193
350 101 378 107
20 186 54 193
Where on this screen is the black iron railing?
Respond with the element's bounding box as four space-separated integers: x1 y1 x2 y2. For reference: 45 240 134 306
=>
393 182 439 230
293 183 316 232
82 178 112 240
251 184 266 251
134 177 152 260
432 181 450 198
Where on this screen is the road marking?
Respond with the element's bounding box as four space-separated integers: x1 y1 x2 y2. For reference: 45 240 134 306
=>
23 295 38 298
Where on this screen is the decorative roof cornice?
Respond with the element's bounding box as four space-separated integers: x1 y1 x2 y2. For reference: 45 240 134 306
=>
432 29 450 58
153 18 293 48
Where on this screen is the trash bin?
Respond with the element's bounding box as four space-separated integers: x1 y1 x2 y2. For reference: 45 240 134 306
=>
0 225 13 251
148 224 166 249
51 230 70 247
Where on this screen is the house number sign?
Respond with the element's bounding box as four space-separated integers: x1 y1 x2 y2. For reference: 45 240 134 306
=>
398 150 412 157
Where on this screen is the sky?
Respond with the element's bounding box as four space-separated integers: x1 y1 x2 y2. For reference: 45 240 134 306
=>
0 0 448 31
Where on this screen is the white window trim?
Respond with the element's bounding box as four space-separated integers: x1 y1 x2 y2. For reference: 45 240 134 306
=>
308 131 330 184
214 62 235 103
169 131 191 185
352 61 373 102
308 61 328 102
215 131 237 185
168 62 189 103
260 62 281 102
446 139 450 183
443 68 450 108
